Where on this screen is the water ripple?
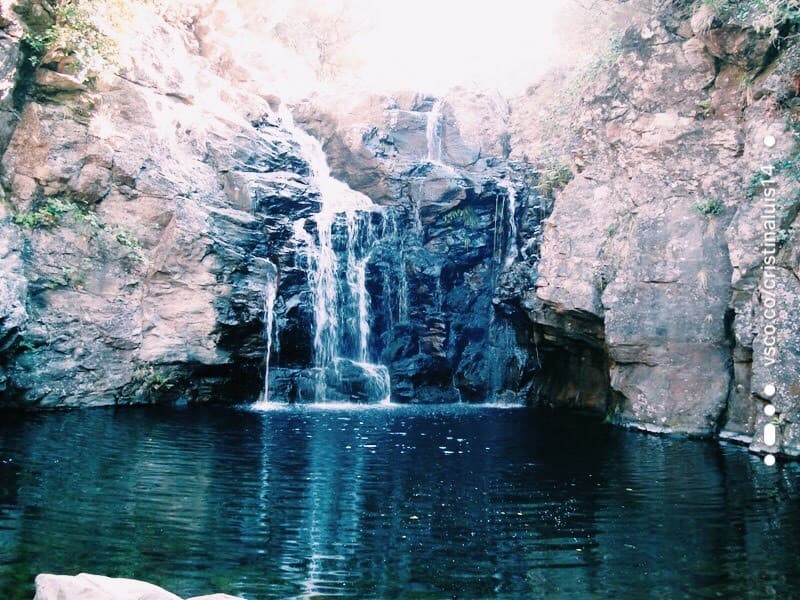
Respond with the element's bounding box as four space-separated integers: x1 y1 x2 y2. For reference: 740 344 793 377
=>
0 406 798 599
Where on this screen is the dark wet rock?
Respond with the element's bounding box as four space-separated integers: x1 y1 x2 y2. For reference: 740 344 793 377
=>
273 93 539 406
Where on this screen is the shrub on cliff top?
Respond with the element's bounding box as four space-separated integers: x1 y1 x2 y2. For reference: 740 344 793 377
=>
22 0 125 81
22 0 184 84
700 0 800 35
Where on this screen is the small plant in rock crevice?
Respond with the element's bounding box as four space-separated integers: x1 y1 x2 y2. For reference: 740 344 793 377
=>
536 159 575 195
443 206 480 227
775 227 794 246
694 197 724 216
134 363 175 394
12 195 146 267
12 197 72 229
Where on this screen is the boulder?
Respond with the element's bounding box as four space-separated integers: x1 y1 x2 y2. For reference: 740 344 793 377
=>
35 68 87 93
34 574 182 600
33 573 247 600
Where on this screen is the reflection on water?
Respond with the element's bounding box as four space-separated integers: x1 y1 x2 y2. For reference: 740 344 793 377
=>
0 405 799 599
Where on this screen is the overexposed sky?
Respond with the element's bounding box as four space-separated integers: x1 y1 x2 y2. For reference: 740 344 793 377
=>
350 0 564 95
263 0 586 97
199 0 619 101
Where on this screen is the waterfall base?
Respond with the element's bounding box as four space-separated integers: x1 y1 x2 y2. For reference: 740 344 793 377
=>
264 359 391 404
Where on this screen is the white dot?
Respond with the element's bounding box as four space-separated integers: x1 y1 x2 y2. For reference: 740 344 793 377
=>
764 454 776 466
763 384 776 398
764 135 776 148
764 422 777 446
764 404 776 417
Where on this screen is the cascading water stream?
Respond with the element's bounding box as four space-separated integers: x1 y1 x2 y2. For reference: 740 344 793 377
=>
499 179 519 270
426 99 444 164
262 274 277 402
278 105 391 404
252 263 279 409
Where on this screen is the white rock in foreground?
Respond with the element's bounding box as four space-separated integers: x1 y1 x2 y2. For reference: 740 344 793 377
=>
34 574 244 600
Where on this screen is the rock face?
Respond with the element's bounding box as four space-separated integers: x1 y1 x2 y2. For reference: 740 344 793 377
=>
34 573 244 600
2 0 798 459
0 2 319 407
0 2 540 408
509 0 800 456
0 2 21 150
283 91 540 403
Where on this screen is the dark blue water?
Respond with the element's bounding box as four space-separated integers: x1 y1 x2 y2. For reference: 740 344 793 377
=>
0 404 799 599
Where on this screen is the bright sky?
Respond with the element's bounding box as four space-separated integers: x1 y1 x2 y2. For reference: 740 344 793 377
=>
349 0 564 95
203 0 618 103
262 0 581 98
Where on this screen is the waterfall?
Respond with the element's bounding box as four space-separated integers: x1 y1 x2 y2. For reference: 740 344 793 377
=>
262 274 277 402
382 210 409 327
397 255 409 324
252 263 279 410
426 99 444 164
279 105 390 403
499 180 519 270
490 189 504 293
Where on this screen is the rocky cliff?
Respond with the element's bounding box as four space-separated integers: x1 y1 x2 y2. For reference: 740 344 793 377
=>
1 0 798 459
508 0 800 458
0 0 318 406
0 1 539 409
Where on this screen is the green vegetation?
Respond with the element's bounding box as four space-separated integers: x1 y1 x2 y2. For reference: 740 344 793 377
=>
19 0 187 82
13 195 145 266
596 270 610 292
135 364 175 394
114 228 143 253
443 206 480 227
776 228 792 244
21 0 126 80
700 0 800 31
21 31 50 66
12 197 72 229
695 197 724 216
769 412 788 432
747 169 772 198
17 339 40 353
535 158 575 195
